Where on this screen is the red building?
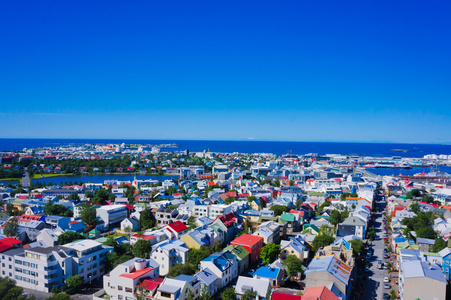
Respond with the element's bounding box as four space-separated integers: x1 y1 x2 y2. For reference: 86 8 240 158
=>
230 234 264 265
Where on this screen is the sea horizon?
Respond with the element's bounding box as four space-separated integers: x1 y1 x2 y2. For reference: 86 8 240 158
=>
2 138 451 158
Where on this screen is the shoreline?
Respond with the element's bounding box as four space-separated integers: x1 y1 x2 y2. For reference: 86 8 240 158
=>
0 172 177 182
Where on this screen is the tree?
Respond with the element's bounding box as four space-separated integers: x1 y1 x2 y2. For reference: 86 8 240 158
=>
431 238 447 253
423 194 434 204
221 287 237 300
46 294 71 300
199 285 212 300
410 202 420 214
272 178 281 187
188 248 209 266
330 210 341 226
416 226 436 239
4 218 19 238
57 231 86 245
132 239 152 258
84 190 93 199
283 255 302 278
260 243 281 265
312 234 334 253
67 192 80 201
241 290 257 300
269 205 289 216
295 199 303 208
188 216 197 230
65 275 84 294
0 277 30 300
349 239 364 256
167 263 196 278
140 207 155 230
390 289 396 300
247 196 257 203
367 228 376 241
80 203 97 226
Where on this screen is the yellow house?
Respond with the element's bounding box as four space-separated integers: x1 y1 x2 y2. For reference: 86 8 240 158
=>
180 228 213 249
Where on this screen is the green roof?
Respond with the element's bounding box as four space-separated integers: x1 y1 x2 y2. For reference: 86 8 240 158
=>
308 192 325 196
95 237 109 243
303 224 320 233
224 245 249 260
280 213 295 222
89 229 101 234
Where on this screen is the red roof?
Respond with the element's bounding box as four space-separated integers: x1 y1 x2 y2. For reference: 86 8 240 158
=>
132 234 156 240
18 214 42 222
290 210 305 217
167 221 187 233
231 234 263 248
120 267 154 279
0 238 22 252
215 212 237 229
140 278 164 291
271 291 303 300
302 286 339 300
18 195 28 200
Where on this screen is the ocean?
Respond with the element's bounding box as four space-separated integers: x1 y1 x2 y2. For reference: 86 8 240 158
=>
1 138 451 158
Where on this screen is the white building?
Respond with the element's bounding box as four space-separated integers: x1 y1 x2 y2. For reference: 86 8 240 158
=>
97 205 128 229
151 239 189 276
199 251 238 289
103 257 160 300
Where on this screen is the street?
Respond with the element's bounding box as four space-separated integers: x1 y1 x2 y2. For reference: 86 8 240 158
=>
356 198 388 300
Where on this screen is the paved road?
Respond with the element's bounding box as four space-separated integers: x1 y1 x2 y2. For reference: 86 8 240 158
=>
357 200 387 300
22 169 30 187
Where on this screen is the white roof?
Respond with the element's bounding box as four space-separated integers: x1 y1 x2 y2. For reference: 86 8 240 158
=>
63 239 102 251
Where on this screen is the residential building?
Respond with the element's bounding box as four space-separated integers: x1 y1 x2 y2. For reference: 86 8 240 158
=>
235 276 271 299
97 205 128 229
230 234 264 265
151 239 189 276
199 251 238 289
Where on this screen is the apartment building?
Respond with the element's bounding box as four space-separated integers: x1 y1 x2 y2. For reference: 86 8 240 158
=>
97 205 128 229
151 239 189 276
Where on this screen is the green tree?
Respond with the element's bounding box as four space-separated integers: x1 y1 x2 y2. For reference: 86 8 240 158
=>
390 289 396 300
0 277 30 300
167 263 196 278
241 290 257 300
57 231 86 245
312 234 334 253
80 203 97 226
330 210 341 226
269 205 289 216
410 202 420 214
283 255 302 278
187 248 209 266
65 275 84 294
4 218 19 238
349 239 364 256
416 226 436 239
140 207 155 230
221 287 237 300
188 216 197 230
431 238 447 253
247 196 257 203
260 243 281 265
132 239 152 258
199 285 212 300
423 194 435 204
367 228 376 241
272 178 281 187
67 192 80 201
295 199 303 208
46 294 71 300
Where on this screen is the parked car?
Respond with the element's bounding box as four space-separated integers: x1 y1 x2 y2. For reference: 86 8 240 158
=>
384 282 390 289
384 277 389 283
383 293 390 299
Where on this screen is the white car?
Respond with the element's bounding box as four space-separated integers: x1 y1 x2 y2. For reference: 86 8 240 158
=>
384 277 389 283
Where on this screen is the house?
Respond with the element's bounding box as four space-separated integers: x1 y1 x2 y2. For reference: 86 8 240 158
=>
163 221 188 240
180 227 215 249
235 276 271 299
194 268 220 296
103 257 160 300
302 286 340 300
416 238 435 252
154 276 198 300
253 266 283 287
151 239 189 276
199 251 238 289
280 236 309 262
271 291 302 300
130 233 158 246
398 259 446 300
96 204 128 229
230 234 264 265
223 244 250 274
121 216 140 232
304 255 352 300
136 278 165 299
253 221 281 244
439 247 451 280
337 216 367 239
0 237 22 253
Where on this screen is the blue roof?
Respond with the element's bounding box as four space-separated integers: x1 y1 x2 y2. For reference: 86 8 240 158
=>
174 274 196 282
394 237 408 243
253 266 280 279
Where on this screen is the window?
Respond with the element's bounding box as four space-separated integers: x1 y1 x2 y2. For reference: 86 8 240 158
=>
125 287 133 293
118 296 123 300
24 277 30 283
15 260 22 265
15 268 22 273
15 276 22 281
118 286 123 291
161 292 171 298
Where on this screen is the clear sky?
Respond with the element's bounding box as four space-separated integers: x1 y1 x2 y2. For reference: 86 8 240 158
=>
1 1 450 143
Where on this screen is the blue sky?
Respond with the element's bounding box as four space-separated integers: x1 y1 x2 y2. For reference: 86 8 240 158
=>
1 1 451 143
